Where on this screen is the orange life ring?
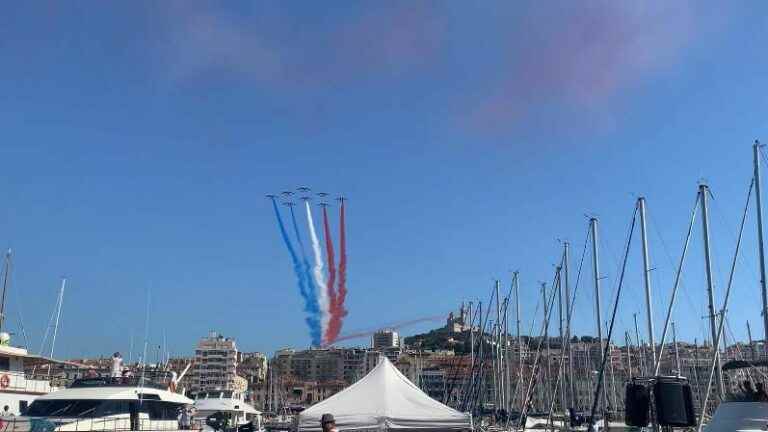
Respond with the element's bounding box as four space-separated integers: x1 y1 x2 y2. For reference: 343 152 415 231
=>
0 374 9 389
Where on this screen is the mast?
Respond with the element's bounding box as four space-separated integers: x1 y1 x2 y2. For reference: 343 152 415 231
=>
558 266 566 413
747 320 756 361
469 301 474 366
590 217 608 409
563 242 575 408
699 183 724 398
50 278 66 359
638 197 657 367
0 250 11 333
633 313 645 374
625 332 633 380
514 272 522 411
672 321 681 376
495 280 504 412
755 140 768 354
542 282 550 411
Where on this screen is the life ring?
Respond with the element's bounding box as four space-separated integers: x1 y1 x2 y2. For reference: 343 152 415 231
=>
0 374 9 389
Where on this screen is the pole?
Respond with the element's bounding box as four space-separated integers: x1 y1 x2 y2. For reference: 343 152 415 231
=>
626 332 633 380
638 197 657 367
514 272 522 411
542 282 551 411
634 313 645 375
50 278 66 359
496 280 504 413
564 242 575 409
590 217 608 410
672 321 681 376
0 250 11 333
747 320 755 361
755 140 768 355
469 301 474 366
558 267 566 414
700 183 724 398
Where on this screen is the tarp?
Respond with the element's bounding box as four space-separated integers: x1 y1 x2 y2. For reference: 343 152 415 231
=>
298 357 472 432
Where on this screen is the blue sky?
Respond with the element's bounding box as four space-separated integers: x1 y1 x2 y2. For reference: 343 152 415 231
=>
2 1 768 359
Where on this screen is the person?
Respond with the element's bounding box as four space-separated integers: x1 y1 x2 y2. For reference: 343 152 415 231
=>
179 405 191 430
321 413 338 432
111 352 123 378
1 405 13 417
756 382 768 402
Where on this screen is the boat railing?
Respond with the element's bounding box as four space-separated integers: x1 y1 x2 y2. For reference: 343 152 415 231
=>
0 416 202 431
0 370 58 394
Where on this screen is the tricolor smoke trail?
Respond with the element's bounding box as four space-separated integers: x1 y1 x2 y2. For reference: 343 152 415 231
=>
288 204 322 347
304 201 330 336
269 198 320 346
325 199 348 344
322 205 337 345
329 315 444 345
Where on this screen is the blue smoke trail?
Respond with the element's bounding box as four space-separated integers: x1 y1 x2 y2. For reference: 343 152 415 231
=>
289 204 322 346
270 198 321 346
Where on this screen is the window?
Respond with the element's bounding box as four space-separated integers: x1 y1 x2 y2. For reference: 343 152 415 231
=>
0 356 9 371
139 401 182 420
25 400 130 418
19 401 28 414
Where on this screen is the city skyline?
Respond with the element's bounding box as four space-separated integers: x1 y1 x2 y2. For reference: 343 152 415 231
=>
2 2 768 357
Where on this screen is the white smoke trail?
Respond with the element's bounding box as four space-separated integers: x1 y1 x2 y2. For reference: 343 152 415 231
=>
305 201 330 335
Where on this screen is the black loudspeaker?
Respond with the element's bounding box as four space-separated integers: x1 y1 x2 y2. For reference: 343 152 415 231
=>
625 383 650 427
654 381 696 427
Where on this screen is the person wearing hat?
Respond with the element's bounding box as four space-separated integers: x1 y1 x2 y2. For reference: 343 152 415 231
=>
321 413 338 432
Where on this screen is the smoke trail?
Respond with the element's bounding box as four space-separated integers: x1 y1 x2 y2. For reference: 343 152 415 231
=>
288 204 322 346
322 206 338 345
328 315 445 345
269 198 320 345
304 201 330 336
326 200 349 343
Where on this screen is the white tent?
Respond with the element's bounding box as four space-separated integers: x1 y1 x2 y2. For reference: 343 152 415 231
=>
298 357 472 432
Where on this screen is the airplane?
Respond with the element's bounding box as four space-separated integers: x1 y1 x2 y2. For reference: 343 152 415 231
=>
297 186 312 193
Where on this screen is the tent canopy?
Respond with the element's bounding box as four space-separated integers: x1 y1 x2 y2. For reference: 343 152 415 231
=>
298 357 472 431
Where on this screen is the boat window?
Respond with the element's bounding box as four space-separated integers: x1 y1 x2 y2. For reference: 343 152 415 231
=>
0 356 9 371
222 391 233 399
139 401 182 420
25 400 131 418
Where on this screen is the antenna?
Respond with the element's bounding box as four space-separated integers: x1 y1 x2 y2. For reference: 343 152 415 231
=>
0 249 12 333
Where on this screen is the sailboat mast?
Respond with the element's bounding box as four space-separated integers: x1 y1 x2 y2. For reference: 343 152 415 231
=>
699 183 724 398
0 250 12 333
672 321 681 376
514 272 522 411
50 278 66 359
638 197 657 367
590 217 607 409
754 140 768 351
542 282 550 411
563 242 574 408
495 280 504 412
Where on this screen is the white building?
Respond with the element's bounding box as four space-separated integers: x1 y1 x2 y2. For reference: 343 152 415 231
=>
372 330 400 349
191 331 244 393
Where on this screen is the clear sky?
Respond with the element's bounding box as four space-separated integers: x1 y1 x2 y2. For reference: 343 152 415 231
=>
2 1 768 359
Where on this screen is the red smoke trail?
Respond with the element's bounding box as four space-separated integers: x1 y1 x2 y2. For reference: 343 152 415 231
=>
325 200 348 343
322 206 337 345
327 315 445 345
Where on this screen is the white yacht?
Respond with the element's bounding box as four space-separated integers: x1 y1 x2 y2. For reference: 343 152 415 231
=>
0 376 193 432
193 390 262 431
0 336 74 415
